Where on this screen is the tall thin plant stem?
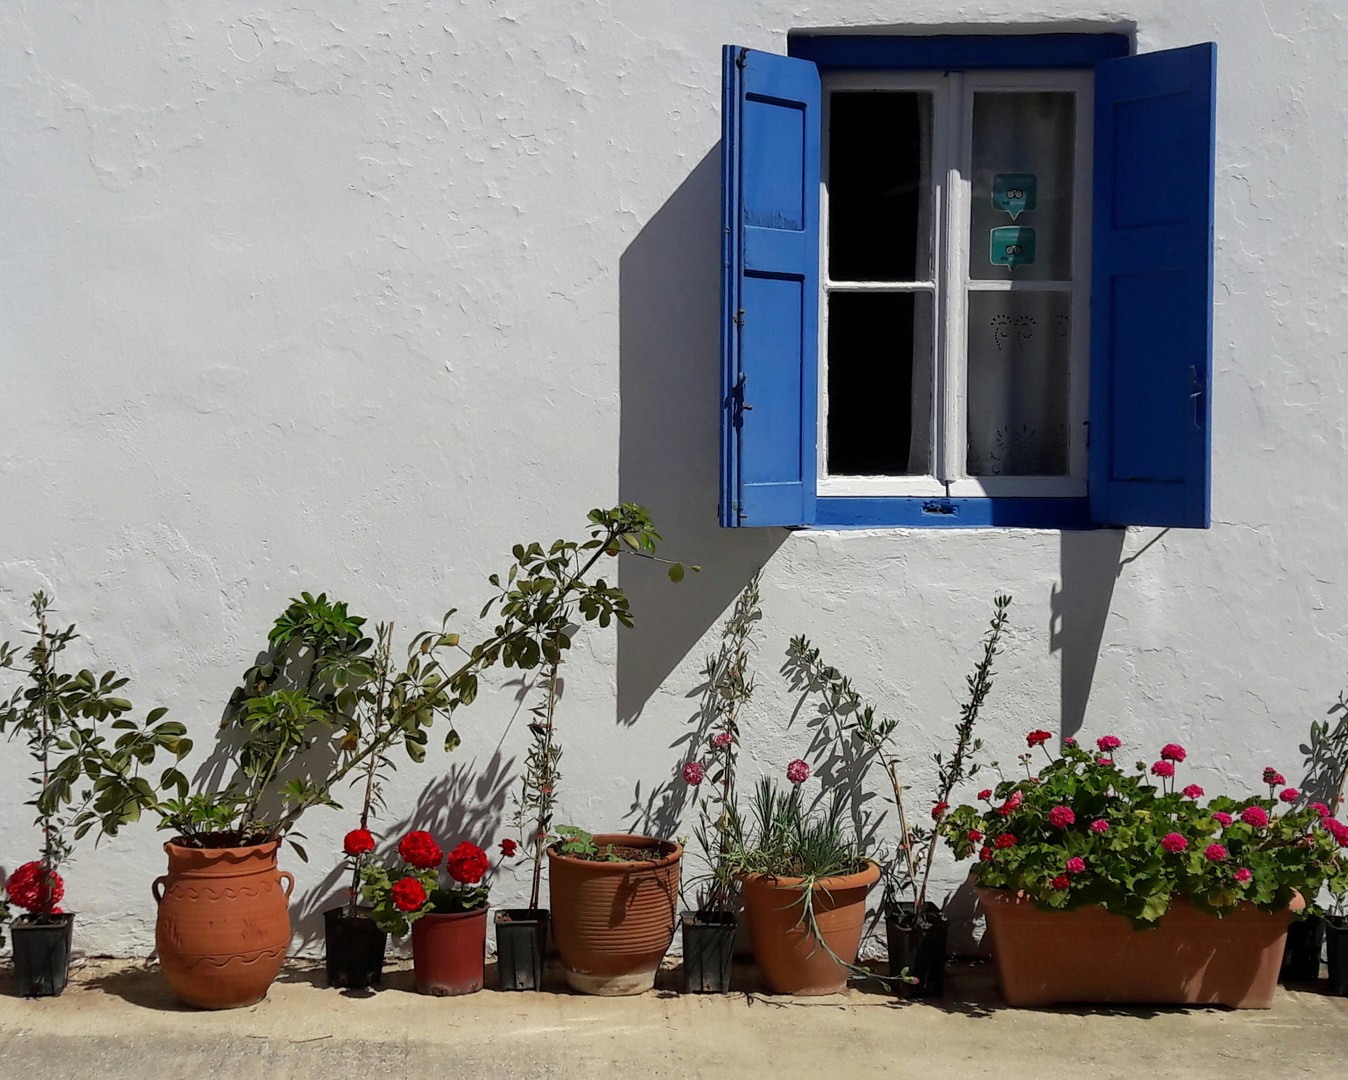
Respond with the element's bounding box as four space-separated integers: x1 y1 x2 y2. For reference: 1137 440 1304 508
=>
530 660 561 910
348 622 394 918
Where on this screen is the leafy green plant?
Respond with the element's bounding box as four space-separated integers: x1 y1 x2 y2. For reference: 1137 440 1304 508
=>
0 592 188 918
552 825 625 862
942 736 1342 927
484 505 695 907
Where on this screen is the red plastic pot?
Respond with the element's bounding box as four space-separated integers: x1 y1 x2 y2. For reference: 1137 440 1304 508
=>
410 906 488 996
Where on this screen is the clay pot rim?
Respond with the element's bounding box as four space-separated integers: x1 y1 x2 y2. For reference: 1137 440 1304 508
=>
164 837 280 858
738 859 881 893
546 832 683 870
415 905 491 924
974 882 1306 914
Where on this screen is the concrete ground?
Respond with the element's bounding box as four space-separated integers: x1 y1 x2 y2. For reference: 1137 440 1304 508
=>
1 958 1345 1080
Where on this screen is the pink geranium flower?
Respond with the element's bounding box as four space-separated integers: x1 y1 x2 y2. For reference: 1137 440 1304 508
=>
1212 811 1233 827
1182 784 1204 799
1311 802 1331 819
1240 806 1269 828
1160 743 1187 763
1325 819 1348 847
1090 819 1110 833
1150 761 1175 779
1096 735 1121 752
1234 867 1253 884
1263 767 1285 786
1204 843 1227 862
1279 788 1300 804
1047 806 1076 829
1161 832 1188 853
1065 857 1086 874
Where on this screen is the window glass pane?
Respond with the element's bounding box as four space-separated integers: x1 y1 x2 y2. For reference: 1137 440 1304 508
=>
969 92 1075 282
828 92 932 282
826 291 932 476
965 291 1071 477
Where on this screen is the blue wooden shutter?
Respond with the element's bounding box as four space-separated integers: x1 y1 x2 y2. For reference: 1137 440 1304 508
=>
1089 43 1216 528
720 46 820 527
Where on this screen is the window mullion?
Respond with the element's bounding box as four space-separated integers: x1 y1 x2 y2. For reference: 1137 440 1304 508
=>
934 74 969 487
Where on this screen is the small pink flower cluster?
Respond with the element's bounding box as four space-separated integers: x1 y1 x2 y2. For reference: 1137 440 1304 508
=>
786 759 810 784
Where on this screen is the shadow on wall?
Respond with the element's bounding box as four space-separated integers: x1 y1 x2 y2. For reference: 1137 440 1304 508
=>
616 145 787 725
289 752 515 954
1051 529 1126 739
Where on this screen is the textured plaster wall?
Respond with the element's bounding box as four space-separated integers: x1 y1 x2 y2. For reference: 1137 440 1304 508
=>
1 0 1345 958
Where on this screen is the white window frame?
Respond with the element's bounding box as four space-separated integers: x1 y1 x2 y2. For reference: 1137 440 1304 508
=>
817 68 1094 500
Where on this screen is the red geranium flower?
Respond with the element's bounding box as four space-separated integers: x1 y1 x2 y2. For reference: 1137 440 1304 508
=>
391 876 428 912
977 789 993 801
967 830 983 842
1051 875 1070 890
995 834 1017 849
343 828 375 856
5 861 64 913
979 846 994 862
446 841 490 885
931 801 949 821
997 791 1023 817
499 838 518 858
1027 729 1053 748
398 830 443 870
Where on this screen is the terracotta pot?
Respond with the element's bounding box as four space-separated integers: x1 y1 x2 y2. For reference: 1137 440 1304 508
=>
410 906 487 995
740 860 880 996
978 885 1303 1008
152 839 293 1009
547 833 681 995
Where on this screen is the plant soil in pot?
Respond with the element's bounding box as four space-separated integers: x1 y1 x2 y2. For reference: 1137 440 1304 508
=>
978 886 1301 1008
1326 916 1348 996
11 913 75 998
324 906 387 989
495 908 549 991
153 839 294 1009
682 911 736 993
412 907 488 995
547 833 682 995
741 861 880 996
886 900 947 998
1281 913 1324 983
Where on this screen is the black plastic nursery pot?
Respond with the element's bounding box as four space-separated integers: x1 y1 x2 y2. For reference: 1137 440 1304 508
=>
11 913 75 998
886 901 947 999
1281 913 1325 983
681 911 736 993
495 908 549 991
324 906 388 989
1325 916 1348 997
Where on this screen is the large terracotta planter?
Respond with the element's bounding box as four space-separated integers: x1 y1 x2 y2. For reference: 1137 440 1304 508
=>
978 885 1303 1008
547 833 681 995
152 839 293 1009
741 860 880 996
410 907 487 995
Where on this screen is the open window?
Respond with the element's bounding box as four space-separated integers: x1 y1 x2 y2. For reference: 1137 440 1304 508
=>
719 36 1216 529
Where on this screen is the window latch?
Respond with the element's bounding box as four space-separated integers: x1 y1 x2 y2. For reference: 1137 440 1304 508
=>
1187 365 1204 429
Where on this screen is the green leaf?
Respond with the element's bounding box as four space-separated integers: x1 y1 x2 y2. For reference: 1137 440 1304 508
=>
444 728 462 753
668 562 685 584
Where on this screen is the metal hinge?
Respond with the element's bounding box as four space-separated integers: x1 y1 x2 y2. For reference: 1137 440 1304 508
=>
736 48 749 69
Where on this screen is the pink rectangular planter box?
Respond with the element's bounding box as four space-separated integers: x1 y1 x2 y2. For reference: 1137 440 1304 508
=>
978 886 1298 1009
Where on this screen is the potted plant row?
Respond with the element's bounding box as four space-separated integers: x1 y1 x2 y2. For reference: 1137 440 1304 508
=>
940 735 1344 1008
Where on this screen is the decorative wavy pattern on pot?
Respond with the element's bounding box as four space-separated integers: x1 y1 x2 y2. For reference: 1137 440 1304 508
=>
740 861 880 996
977 885 1303 1009
547 833 681 995
152 839 293 1009
411 907 488 996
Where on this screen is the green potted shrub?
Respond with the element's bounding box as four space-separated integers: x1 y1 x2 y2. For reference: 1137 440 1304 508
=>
679 573 760 993
729 774 878 996
0 591 187 997
785 594 1012 997
941 737 1336 1008
478 505 694 994
70 592 479 1008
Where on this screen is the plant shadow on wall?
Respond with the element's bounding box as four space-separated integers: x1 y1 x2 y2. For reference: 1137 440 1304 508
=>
287 753 515 956
618 146 786 725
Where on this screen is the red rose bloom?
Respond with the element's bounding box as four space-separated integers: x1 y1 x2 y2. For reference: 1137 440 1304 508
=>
1027 729 1053 748
5 861 64 913
391 876 427 912
398 830 443 870
343 828 375 856
446 841 490 885
499 838 518 858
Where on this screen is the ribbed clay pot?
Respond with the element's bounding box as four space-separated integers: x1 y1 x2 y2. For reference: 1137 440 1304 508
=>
410 907 488 996
547 834 681 995
978 885 1302 1008
152 839 293 1009
741 860 880 996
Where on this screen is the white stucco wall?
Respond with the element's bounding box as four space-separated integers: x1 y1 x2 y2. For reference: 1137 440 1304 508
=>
1 0 1345 958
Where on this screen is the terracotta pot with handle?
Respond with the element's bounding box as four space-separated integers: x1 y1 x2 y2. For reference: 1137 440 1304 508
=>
740 860 880 996
547 833 681 995
152 839 293 1009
